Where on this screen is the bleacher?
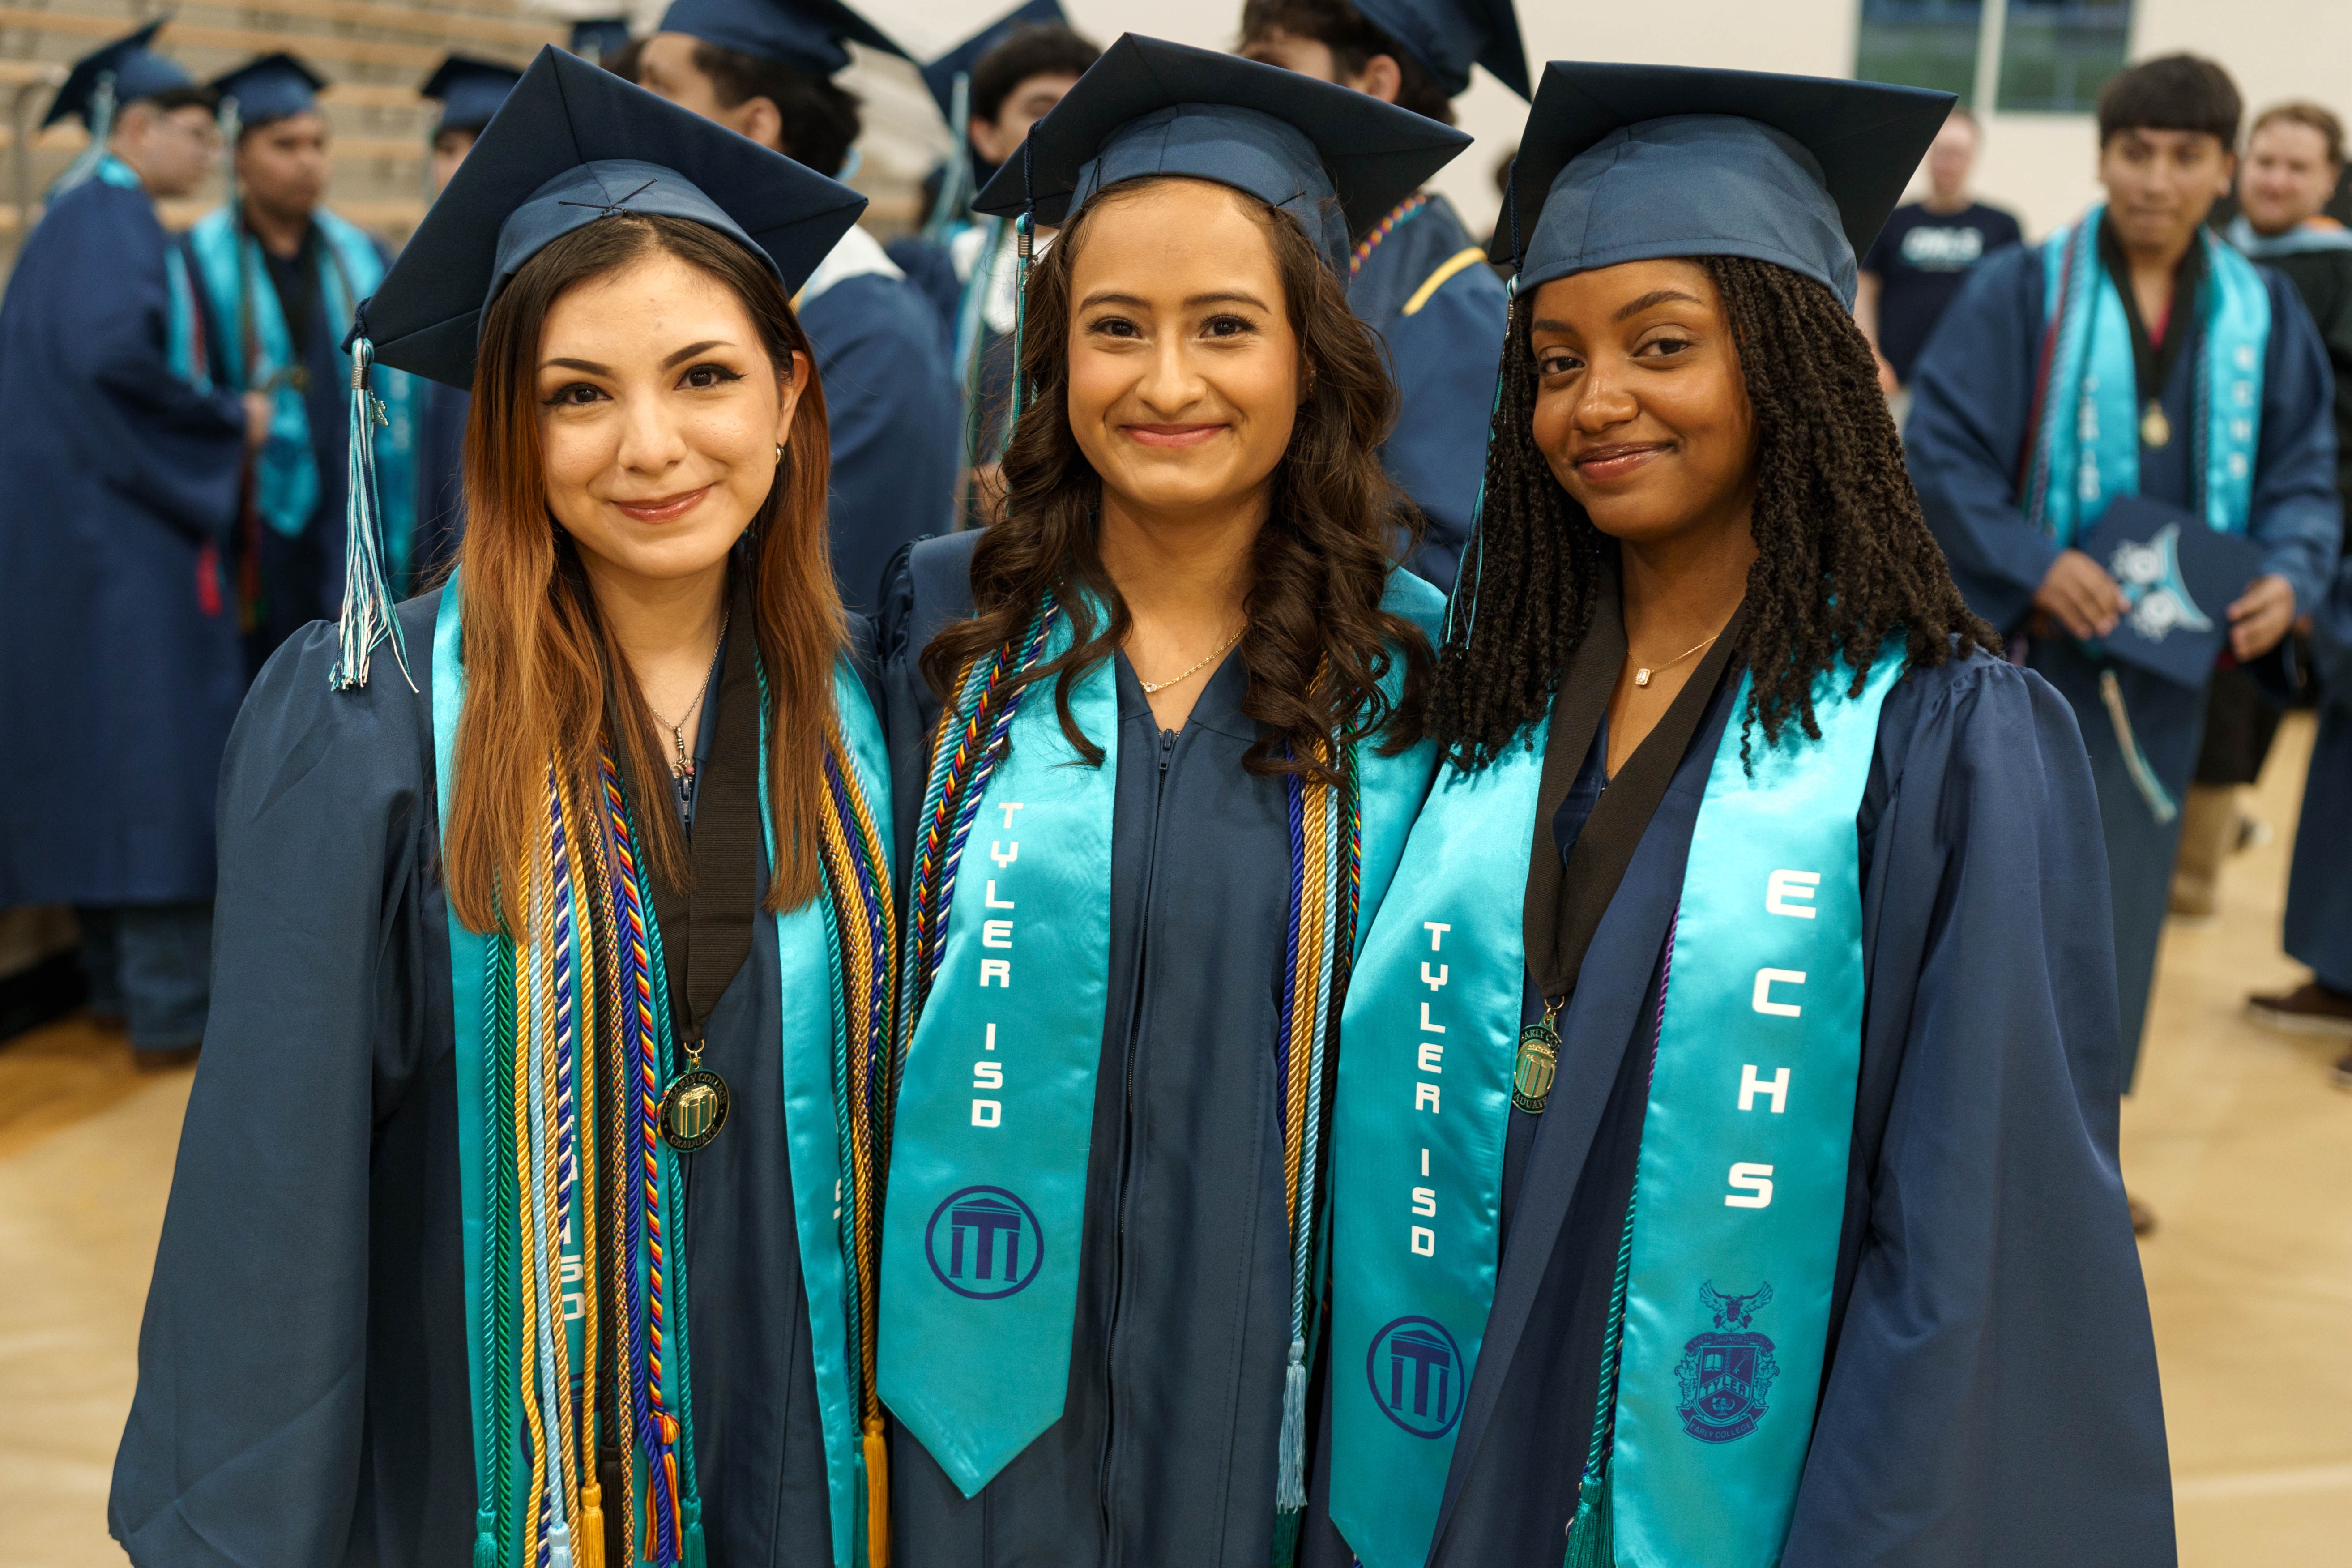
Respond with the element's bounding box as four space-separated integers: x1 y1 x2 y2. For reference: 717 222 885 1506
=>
0 0 564 273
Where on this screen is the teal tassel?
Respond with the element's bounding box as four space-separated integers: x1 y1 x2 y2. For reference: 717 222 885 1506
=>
48 74 116 198
470 1507 498 1568
1562 1463 1614 1565
1275 1334 1308 1511
922 71 977 243
2099 670 2179 822
330 329 414 692
683 1501 708 1568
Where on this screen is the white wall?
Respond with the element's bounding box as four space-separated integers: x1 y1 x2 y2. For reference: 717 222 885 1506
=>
848 0 2350 246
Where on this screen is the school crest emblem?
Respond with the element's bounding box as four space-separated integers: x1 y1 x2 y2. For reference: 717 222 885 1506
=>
1673 1281 1781 1444
924 1184 1045 1300
2108 522 2215 643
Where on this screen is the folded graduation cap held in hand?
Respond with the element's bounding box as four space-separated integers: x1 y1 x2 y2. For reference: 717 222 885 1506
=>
2081 495 2267 688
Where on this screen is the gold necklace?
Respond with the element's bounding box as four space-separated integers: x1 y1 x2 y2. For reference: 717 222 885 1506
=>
1137 624 1245 695
649 611 730 776
1631 634 1716 689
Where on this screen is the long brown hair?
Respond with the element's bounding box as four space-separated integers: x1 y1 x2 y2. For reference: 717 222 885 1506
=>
920 179 1432 783
443 212 842 933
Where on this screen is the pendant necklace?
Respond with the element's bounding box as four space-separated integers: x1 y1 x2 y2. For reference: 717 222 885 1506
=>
1137 624 1245 695
1514 996 1562 1113
1631 633 1716 688
651 611 732 1151
2140 400 2172 449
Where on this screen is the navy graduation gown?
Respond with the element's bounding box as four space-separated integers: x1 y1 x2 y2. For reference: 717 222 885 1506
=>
1348 195 1507 593
2287 552 2352 992
883 232 966 354
412 380 469 586
109 597 847 1567
0 177 246 908
879 532 1348 1565
800 267 960 616
1336 654 2170 1568
1907 242 2343 1079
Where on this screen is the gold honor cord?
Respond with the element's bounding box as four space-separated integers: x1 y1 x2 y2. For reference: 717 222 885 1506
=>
512 835 551 1562
531 811 584 1552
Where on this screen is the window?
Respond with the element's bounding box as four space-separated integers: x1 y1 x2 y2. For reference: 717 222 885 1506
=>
1995 0 2134 113
1853 0 2134 114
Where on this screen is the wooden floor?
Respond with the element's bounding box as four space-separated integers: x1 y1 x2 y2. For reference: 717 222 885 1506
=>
0 717 2343 1568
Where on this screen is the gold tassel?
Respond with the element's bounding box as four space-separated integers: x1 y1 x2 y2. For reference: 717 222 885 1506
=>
578 1479 606 1568
864 1416 891 1568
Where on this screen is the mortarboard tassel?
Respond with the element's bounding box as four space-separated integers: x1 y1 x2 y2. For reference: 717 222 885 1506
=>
2099 670 2180 823
1441 165 1522 662
330 308 415 692
47 73 117 198
922 71 977 244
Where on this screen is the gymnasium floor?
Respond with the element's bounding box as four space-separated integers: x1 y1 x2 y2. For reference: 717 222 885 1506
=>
1 717 2345 1568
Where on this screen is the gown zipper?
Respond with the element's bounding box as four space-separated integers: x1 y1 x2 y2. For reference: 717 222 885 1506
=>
1098 724 1180 1562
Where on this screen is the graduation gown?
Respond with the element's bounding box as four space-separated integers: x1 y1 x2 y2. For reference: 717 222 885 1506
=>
1906 240 2342 1080
2287 551 2352 993
799 228 961 616
878 532 1427 1565
109 595 854 1567
1310 651 2172 1567
0 174 247 908
1347 194 1507 594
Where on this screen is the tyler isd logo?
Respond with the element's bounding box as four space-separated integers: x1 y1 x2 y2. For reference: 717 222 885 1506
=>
2109 522 2215 643
1673 1282 1782 1444
1366 1315 1464 1439
924 1184 1044 1300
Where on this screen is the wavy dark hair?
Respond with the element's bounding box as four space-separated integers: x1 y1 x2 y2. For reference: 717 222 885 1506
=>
921 178 1432 782
1426 254 1996 769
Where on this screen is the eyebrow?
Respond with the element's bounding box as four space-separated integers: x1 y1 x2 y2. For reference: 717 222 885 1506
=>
1613 288 1706 322
1076 289 1273 312
539 339 736 377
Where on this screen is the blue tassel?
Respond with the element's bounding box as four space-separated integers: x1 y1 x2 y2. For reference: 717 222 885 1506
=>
48 74 116 198
1275 1334 1308 1512
1562 1463 1613 1566
330 321 414 692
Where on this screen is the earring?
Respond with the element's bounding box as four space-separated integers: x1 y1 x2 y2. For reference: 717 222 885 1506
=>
774 442 785 463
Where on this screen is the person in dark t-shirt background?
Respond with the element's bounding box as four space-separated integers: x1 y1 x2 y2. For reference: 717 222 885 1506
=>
1858 106 2023 395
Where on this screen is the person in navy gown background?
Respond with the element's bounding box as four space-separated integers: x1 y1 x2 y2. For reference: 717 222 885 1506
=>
1907 56 2341 1114
1240 0 1521 590
0 27 255 1062
632 0 960 613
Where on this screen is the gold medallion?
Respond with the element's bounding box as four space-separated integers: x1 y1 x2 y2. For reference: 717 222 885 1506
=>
1512 1020 1560 1115
658 1066 730 1150
2140 400 2171 449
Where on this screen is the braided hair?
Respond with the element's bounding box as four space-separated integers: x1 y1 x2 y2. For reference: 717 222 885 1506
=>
1424 254 1996 769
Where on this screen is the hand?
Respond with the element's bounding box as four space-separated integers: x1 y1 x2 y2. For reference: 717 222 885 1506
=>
2032 548 2131 640
241 390 274 457
2227 573 2297 661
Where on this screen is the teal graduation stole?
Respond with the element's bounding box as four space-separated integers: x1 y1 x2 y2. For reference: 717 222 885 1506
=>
184 206 419 579
879 573 1447 1501
2025 205 2270 548
435 577 896 1567
1330 648 1902 1568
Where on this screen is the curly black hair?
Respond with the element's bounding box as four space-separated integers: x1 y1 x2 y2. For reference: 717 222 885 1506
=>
1424 254 1997 769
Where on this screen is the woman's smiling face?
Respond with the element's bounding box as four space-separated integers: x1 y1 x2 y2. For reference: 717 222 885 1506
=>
1526 257 1758 547
535 248 807 585
1063 177 1303 522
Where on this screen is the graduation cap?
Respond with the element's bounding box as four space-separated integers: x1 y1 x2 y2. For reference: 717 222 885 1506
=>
1496 61 1953 308
2082 496 2268 690
973 34 1473 275
654 0 908 77
44 20 192 129
420 53 523 135
1350 0 1529 101
333 45 866 692
920 0 1068 124
210 52 327 128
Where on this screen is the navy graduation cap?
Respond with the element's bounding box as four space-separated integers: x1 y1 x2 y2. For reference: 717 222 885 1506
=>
1351 0 1529 101
655 0 908 77
919 0 1068 122
45 21 192 128
973 34 1472 276
420 53 523 135
366 45 866 389
2082 496 2268 689
210 51 327 127
1495 61 1952 308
